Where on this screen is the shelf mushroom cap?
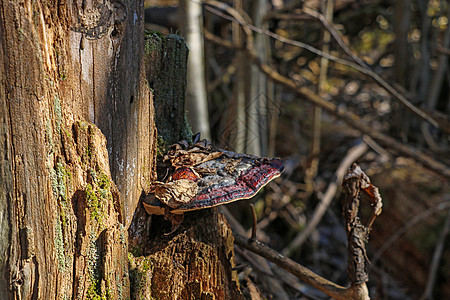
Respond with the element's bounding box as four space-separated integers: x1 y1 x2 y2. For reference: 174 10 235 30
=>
143 140 284 215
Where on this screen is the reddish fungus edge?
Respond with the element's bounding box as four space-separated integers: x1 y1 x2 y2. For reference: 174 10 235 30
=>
143 158 284 215
171 172 281 214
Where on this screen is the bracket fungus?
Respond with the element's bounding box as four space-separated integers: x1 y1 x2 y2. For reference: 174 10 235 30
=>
143 138 284 231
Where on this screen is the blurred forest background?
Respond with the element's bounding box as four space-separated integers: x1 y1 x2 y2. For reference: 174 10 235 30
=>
144 0 449 299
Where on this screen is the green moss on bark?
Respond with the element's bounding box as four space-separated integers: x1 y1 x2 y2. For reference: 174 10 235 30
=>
144 33 191 145
85 169 113 229
128 252 155 300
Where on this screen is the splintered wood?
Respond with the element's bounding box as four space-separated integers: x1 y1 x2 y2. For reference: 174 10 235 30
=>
343 163 383 286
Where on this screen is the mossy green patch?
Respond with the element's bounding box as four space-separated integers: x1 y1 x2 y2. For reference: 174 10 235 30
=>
85 169 113 229
45 118 54 152
54 95 62 133
129 245 143 258
144 30 163 55
54 221 67 271
74 121 97 165
86 230 107 300
77 120 89 131
128 253 154 300
119 223 126 245
87 282 106 300
64 127 72 140
51 161 73 273
156 136 167 158
18 27 24 40
52 162 72 201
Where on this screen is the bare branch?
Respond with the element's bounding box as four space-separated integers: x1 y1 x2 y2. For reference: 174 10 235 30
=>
205 4 374 74
373 201 450 264
234 234 358 300
282 142 369 256
420 209 450 300
301 6 438 128
203 1 450 178
205 2 439 128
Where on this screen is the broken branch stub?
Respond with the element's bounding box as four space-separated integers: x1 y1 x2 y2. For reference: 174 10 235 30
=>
343 163 383 286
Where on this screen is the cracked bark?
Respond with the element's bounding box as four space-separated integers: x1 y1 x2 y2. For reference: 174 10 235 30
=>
0 1 155 299
127 33 244 299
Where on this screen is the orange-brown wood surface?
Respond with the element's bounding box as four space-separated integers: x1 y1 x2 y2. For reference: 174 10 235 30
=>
0 1 155 298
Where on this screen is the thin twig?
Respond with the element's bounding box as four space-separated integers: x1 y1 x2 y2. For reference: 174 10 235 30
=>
205 5 375 75
250 203 257 240
373 201 450 263
362 135 392 161
420 209 450 300
203 1 450 178
301 6 438 128
282 142 369 256
234 233 370 300
205 2 439 128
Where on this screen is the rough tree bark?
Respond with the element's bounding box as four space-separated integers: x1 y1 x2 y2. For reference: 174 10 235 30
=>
127 33 244 299
0 1 156 299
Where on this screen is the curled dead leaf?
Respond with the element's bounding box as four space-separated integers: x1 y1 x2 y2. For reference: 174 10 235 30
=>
171 150 222 167
155 179 199 208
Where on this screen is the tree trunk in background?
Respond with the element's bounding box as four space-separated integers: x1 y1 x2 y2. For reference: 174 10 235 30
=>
0 1 156 298
232 0 247 153
128 33 244 300
247 0 268 156
180 0 211 139
393 0 411 87
392 0 411 139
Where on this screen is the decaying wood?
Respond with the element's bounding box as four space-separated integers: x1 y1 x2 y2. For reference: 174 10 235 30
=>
144 32 192 145
342 164 381 289
128 33 244 299
130 209 244 299
0 1 155 299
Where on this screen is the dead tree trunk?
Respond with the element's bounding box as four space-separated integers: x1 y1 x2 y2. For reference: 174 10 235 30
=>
127 33 244 299
0 1 155 299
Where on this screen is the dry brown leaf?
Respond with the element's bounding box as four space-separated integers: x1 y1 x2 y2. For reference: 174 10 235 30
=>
171 150 222 167
155 179 199 208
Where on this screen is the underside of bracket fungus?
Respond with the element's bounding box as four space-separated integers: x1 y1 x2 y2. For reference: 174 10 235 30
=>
142 139 284 217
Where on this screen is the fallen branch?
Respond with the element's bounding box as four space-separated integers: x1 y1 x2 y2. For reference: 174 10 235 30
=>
234 234 359 300
234 163 381 300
